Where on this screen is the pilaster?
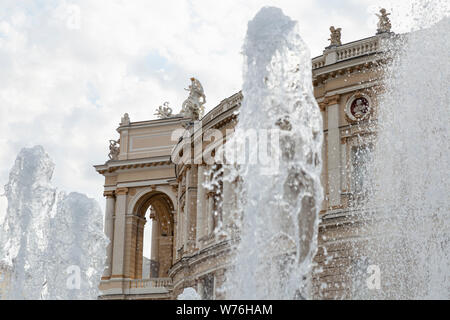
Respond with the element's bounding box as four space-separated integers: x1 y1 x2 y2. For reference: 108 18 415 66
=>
325 95 342 208
196 165 206 248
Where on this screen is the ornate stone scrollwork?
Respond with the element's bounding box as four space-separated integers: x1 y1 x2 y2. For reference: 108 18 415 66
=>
154 102 173 119
108 139 120 160
328 26 342 47
376 8 392 34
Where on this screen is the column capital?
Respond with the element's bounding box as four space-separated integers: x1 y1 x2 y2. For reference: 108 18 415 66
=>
103 190 115 198
324 94 340 106
116 187 129 195
318 101 327 111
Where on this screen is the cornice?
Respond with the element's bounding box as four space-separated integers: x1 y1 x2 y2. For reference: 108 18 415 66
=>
94 156 172 175
116 116 190 133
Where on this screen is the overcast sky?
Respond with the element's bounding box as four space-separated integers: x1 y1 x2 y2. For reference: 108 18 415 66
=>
0 0 444 220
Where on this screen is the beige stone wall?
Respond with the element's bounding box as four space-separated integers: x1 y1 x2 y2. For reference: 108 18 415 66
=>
116 167 175 184
119 122 183 160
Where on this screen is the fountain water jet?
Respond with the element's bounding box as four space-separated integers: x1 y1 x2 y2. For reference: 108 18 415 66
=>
222 7 323 300
0 146 107 299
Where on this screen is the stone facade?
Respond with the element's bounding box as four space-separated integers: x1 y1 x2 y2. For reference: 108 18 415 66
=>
95 26 397 300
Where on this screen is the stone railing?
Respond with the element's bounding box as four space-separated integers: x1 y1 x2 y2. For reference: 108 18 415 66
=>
312 56 325 69
336 37 380 62
312 36 383 70
128 277 173 289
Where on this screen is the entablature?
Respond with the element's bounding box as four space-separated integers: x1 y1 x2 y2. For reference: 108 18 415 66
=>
94 156 172 175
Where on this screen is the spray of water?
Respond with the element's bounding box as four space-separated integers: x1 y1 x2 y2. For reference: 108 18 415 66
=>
352 2 450 299
0 146 107 299
222 7 323 299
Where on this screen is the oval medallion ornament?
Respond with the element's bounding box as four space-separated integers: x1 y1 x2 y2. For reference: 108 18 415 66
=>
346 96 371 122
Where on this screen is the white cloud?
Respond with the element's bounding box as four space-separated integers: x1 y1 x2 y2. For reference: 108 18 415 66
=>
0 0 434 212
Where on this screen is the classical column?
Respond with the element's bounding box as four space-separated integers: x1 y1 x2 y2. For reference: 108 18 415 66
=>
326 95 342 208
102 191 115 280
111 187 128 278
150 208 160 278
196 165 206 246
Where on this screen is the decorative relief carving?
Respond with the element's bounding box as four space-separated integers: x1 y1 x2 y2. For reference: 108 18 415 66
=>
345 93 373 123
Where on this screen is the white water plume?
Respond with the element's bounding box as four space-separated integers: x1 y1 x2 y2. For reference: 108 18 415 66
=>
222 7 323 300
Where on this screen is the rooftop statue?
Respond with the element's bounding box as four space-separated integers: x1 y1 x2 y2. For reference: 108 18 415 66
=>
108 139 120 160
120 113 130 126
376 8 392 34
154 102 173 119
328 26 342 47
180 77 206 120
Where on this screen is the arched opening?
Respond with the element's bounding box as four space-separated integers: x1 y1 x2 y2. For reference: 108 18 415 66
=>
133 191 174 279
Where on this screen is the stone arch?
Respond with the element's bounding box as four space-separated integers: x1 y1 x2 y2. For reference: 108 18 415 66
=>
128 187 176 279
128 185 177 215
